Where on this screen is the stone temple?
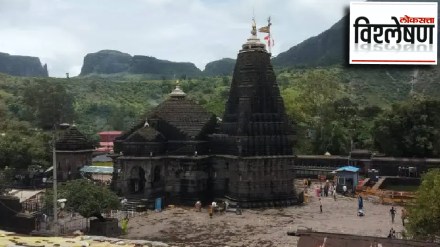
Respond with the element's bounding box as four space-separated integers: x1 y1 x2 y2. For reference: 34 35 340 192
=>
112 21 297 208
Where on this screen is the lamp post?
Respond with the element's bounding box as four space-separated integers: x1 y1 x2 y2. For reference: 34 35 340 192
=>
52 130 58 235
52 122 69 235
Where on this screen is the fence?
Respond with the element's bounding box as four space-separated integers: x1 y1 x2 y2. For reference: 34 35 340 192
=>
58 216 89 234
104 210 142 226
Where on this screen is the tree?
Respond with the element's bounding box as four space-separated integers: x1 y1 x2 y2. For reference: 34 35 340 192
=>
45 179 120 221
22 79 75 130
0 167 14 195
406 169 440 240
373 98 440 157
0 119 50 169
282 69 350 154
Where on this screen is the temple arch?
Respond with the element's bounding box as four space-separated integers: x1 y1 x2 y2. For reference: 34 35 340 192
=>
129 166 146 194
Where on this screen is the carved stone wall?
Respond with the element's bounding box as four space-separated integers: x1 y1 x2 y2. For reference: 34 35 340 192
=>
218 50 294 156
223 156 297 207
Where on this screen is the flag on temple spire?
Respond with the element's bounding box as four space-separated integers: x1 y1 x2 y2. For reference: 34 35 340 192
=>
261 16 273 49
258 26 270 33
264 35 274 47
264 35 271 46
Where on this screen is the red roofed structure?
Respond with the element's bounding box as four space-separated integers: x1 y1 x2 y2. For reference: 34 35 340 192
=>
96 131 122 153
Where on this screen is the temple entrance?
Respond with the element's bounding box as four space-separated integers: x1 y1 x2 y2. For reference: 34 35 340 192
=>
152 166 161 188
129 166 146 194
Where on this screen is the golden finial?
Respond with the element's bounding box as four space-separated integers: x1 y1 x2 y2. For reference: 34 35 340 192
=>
170 79 186 97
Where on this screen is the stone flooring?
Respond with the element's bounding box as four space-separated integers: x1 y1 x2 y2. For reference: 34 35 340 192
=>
0 184 406 247
126 187 405 247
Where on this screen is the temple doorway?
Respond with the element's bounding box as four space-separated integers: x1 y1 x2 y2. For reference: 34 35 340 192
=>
129 166 146 194
152 166 161 188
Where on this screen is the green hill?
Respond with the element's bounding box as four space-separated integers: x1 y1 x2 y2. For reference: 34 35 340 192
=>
203 58 236 76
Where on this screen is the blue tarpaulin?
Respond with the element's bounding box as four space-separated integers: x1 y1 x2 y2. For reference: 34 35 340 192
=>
335 166 360 173
80 166 113 174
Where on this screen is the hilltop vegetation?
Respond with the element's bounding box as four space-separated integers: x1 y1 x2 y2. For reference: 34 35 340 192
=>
1 61 439 173
203 58 236 76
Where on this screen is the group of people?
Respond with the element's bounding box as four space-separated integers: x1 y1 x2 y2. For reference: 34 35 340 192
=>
195 200 233 218
195 200 215 218
357 197 408 225
317 180 337 200
386 207 407 239
387 227 396 239
390 206 407 226
308 177 409 240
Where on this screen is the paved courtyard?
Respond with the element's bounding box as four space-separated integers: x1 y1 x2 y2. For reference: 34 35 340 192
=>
126 187 405 247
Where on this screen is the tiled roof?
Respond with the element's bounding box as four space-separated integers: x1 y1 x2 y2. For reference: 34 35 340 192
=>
126 126 165 142
55 126 94 151
151 96 214 139
92 154 113 162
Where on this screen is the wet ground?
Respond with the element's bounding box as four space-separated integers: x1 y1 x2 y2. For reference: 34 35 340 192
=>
126 185 405 247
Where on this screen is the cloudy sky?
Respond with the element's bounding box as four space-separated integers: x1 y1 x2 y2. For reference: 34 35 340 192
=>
0 0 354 77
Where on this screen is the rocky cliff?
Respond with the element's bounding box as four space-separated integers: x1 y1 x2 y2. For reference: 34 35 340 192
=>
80 50 131 75
0 52 48 77
80 50 201 77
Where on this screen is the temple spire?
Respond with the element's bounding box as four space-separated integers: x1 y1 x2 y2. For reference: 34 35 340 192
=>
242 18 266 51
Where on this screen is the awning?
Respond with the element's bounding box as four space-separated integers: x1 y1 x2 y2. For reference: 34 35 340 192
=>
335 166 360 172
80 166 113 174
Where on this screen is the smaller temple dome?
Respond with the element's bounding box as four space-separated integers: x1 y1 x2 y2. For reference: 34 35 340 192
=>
55 125 94 151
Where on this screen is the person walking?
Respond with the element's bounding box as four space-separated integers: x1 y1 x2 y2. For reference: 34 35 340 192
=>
358 195 363 210
208 205 213 218
319 198 323 213
401 208 407 226
390 206 396 223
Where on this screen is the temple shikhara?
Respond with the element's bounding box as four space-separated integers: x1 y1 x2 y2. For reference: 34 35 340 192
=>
112 20 298 207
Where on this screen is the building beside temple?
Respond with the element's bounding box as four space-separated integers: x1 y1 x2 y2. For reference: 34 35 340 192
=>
96 131 122 153
112 20 298 208
55 125 95 181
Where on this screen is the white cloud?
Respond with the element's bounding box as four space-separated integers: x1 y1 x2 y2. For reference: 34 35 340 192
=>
0 0 354 77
